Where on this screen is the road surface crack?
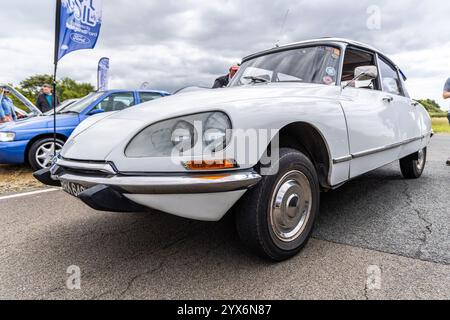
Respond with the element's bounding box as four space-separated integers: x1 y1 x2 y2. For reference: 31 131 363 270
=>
363 283 369 300
104 224 227 300
90 227 199 300
402 181 433 259
117 263 164 300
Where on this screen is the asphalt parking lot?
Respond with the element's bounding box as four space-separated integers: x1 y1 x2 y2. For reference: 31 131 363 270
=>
0 135 449 300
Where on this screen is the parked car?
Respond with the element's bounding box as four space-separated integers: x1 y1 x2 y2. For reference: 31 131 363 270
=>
0 89 169 170
36 38 432 261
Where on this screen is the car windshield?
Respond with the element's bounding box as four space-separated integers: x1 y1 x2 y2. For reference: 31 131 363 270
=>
229 46 341 87
44 99 79 115
55 92 103 114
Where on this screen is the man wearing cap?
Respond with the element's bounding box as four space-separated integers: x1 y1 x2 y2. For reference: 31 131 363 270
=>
0 87 17 123
444 78 450 165
212 65 239 89
36 84 59 113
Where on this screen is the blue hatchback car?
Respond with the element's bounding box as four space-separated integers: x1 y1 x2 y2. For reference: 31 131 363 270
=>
0 89 169 170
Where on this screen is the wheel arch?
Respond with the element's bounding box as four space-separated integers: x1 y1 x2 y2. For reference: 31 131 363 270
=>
265 122 332 190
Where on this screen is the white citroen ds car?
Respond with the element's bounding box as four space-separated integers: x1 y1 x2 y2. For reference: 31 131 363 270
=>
35 38 432 261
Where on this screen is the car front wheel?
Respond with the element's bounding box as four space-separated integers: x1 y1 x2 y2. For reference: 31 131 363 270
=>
235 148 320 261
28 138 64 171
399 147 427 179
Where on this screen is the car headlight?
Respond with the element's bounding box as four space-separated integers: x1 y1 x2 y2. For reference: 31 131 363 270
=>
125 112 232 157
0 132 15 142
171 120 197 152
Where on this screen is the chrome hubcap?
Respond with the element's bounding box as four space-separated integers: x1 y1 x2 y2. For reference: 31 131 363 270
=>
35 142 63 168
416 149 425 171
269 170 312 242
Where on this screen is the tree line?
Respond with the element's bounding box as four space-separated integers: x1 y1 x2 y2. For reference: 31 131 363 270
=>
10 74 94 105
416 99 446 118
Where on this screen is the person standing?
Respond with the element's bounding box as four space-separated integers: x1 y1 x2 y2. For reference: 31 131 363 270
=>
212 65 239 89
36 84 59 113
445 78 450 125
0 88 17 123
444 78 450 165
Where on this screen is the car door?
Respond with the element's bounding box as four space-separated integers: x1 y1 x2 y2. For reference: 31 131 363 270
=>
377 56 422 159
339 47 402 178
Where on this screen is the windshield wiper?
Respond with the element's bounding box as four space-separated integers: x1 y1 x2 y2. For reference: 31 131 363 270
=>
58 110 79 115
243 76 270 84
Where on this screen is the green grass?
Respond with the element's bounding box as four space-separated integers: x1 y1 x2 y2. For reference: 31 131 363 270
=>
432 117 450 134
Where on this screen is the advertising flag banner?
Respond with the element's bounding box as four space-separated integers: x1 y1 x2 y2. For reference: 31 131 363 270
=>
97 57 110 91
57 0 103 62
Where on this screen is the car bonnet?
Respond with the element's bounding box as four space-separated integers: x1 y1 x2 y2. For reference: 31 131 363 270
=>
60 83 329 161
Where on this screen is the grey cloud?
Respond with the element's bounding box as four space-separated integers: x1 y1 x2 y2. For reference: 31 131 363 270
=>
1 0 449 98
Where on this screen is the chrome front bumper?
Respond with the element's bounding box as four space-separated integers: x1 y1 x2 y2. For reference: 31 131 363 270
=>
34 158 262 220
49 158 262 194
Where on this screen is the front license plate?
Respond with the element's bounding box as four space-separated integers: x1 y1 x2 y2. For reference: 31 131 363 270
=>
61 181 86 197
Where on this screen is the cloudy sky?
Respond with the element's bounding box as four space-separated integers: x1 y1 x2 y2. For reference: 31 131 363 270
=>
1 0 449 109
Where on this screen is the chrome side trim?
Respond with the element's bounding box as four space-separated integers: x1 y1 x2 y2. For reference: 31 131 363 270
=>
56 158 117 175
55 170 262 194
352 136 420 159
332 132 431 163
333 155 352 164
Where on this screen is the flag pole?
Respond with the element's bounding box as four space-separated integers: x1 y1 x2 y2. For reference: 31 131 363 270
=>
52 62 58 157
53 0 61 157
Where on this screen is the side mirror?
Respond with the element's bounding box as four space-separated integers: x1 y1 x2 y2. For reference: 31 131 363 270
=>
88 108 105 116
354 65 378 81
342 65 378 90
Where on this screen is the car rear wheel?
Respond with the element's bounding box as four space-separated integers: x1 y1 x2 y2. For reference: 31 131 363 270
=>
28 138 64 171
235 148 320 261
399 147 427 179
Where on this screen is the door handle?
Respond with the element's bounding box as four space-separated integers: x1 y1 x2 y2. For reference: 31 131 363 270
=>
382 96 394 103
411 101 419 107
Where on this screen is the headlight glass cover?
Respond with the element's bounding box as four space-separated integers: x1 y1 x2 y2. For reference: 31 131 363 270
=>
125 112 232 158
0 132 15 142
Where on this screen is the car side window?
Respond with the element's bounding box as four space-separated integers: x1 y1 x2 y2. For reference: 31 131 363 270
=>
399 74 410 98
139 92 163 103
378 58 403 96
341 48 380 90
93 92 135 112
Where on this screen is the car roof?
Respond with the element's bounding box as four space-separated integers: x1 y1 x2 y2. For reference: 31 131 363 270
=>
242 37 403 77
285 38 381 53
